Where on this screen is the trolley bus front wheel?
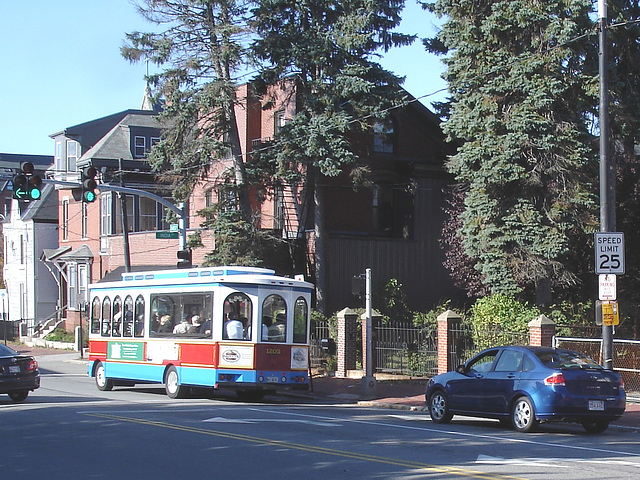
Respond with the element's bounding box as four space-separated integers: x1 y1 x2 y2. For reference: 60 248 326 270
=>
95 362 113 391
165 366 185 399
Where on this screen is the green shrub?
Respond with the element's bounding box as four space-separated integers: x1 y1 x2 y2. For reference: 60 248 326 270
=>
44 327 75 342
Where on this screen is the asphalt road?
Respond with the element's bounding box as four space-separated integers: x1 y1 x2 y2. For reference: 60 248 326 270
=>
2 353 640 480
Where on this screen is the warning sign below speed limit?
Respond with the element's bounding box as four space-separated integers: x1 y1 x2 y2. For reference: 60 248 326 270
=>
594 232 625 275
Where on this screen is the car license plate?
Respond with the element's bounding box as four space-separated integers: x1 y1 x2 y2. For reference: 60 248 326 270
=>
589 400 605 411
9 366 20 374
266 376 279 383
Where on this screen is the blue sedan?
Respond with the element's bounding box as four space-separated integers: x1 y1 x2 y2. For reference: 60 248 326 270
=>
425 346 626 433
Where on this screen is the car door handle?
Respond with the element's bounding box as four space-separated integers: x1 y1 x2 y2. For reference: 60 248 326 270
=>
507 373 517 378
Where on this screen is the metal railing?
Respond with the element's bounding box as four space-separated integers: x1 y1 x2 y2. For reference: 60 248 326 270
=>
554 336 640 393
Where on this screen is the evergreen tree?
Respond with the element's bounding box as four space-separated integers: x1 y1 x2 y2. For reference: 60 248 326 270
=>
424 0 598 305
606 0 640 332
122 0 257 260
250 0 414 311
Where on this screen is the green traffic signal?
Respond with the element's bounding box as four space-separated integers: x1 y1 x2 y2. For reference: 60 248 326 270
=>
12 163 42 201
81 166 98 203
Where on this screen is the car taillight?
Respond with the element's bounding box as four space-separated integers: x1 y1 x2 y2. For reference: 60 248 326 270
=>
27 359 38 371
544 372 565 386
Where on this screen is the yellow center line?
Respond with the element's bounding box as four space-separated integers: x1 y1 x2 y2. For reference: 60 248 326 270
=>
86 412 530 480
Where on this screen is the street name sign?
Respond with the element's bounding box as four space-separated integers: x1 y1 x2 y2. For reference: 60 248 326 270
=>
594 232 625 275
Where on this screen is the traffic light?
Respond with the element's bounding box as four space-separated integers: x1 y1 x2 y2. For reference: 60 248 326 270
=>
177 249 192 269
12 162 42 201
81 166 98 203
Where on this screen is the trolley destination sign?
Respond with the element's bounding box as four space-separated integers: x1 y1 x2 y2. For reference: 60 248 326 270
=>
594 232 625 275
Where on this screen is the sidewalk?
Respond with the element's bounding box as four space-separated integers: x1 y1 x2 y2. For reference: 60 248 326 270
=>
12 342 639 431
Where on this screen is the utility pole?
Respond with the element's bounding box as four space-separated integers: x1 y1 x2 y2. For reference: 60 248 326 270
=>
599 0 614 370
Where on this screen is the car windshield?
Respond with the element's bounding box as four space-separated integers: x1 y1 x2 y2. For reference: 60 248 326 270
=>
534 350 603 370
0 344 19 356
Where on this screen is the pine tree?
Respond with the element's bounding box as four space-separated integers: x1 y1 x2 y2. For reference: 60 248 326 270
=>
424 0 599 305
250 0 414 311
122 0 254 224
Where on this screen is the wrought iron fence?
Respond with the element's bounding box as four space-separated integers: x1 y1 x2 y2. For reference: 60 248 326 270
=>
374 323 438 376
554 337 640 393
448 323 530 367
309 321 332 369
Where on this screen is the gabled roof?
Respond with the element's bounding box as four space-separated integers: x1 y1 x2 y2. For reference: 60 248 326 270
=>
58 244 94 261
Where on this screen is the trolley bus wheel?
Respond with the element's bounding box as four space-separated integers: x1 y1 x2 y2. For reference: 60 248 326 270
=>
165 366 185 399
95 362 113 391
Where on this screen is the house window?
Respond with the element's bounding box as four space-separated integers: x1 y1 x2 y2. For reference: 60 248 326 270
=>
372 183 414 238
274 110 286 134
62 199 69 241
373 120 395 154
67 140 78 171
217 185 238 213
81 203 88 239
101 192 113 236
68 263 77 310
78 264 88 306
134 136 146 157
139 196 157 231
151 137 161 148
55 141 63 172
114 194 135 234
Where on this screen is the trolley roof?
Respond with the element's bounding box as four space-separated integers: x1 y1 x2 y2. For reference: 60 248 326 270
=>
89 265 314 291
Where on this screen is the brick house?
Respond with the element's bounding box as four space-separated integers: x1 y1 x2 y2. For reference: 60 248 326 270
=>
52 82 461 331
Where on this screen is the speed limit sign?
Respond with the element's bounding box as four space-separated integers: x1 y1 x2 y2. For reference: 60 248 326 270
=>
594 232 625 275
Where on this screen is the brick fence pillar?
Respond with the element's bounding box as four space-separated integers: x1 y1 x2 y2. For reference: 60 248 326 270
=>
336 308 358 378
361 309 382 375
528 314 555 347
437 310 462 375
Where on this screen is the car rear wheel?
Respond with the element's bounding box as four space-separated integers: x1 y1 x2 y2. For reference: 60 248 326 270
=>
8 391 29 402
511 396 538 433
95 361 113 391
429 390 453 424
582 420 609 434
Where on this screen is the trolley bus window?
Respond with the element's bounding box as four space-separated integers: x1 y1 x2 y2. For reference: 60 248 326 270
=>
150 293 213 338
223 293 252 340
293 297 308 343
134 295 145 337
91 297 101 334
101 297 112 337
263 294 286 342
112 296 122 337
150 295 175 336
123 296 134 337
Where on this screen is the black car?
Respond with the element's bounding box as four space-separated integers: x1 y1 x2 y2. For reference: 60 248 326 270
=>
0 344 40 402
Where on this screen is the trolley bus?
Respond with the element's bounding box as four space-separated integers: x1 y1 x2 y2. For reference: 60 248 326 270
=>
86 266 314 400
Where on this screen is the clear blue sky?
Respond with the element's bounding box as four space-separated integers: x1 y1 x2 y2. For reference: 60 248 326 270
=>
0 0 446 156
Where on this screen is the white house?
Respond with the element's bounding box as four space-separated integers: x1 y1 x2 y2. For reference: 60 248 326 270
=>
2 183 59 331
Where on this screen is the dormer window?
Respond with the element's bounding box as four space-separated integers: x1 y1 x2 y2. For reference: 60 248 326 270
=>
134 136 146 157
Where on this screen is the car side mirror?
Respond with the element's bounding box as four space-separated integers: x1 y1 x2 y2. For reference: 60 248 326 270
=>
456 365 466 374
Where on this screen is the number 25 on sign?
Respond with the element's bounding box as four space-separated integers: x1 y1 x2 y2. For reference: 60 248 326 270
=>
594 232 625 275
